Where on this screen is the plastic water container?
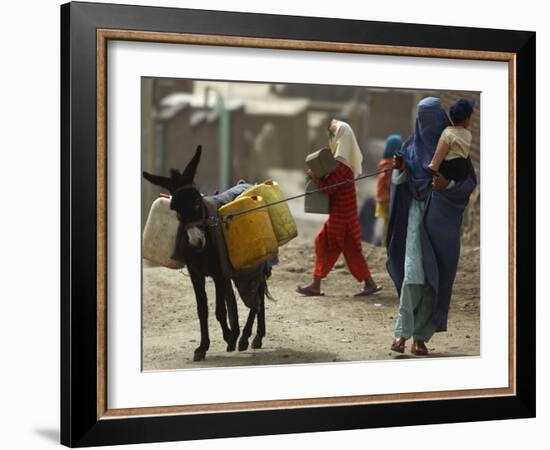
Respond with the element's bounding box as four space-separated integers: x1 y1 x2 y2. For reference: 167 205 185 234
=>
305 147 338 178
218 195 278 270
143 195 185 269
237 180 298 246
304 179 330 214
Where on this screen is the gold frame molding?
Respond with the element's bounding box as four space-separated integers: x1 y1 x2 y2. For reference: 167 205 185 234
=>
96 29 516 420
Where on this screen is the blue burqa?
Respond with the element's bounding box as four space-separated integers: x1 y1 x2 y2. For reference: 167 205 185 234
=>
386 97 477 332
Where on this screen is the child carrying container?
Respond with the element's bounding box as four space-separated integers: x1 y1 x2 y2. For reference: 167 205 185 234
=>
297 119 382 297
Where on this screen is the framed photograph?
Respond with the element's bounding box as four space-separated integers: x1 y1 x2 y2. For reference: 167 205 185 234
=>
61 1 535 447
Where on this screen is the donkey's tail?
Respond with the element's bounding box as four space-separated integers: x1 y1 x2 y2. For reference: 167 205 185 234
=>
264 265 276 302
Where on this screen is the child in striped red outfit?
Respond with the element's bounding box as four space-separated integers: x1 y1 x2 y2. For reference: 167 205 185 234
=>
297 119 382 297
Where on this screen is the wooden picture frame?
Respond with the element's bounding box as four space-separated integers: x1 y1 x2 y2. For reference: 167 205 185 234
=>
61 1 535 447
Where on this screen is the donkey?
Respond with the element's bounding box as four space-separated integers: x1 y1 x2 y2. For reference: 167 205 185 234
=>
143 145 270 361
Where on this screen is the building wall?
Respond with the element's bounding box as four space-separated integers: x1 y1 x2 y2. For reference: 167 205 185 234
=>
366 90 416 143
153 78 193 105
141 78 157 226
244 109 310 170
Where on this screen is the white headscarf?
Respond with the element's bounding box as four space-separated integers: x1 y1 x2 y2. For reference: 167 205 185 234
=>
328 120 363 176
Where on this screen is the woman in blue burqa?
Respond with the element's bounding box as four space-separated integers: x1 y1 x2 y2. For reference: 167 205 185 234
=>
387 97 477 356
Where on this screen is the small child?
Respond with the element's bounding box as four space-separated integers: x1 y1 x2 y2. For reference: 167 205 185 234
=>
428 98 475 182
375 134 402 247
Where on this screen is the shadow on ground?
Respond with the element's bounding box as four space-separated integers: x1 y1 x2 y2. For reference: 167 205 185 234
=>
34 428 59 444
148 347 341 370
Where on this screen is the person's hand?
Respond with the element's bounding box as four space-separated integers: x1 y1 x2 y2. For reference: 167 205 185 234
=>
306 168 319 182
432 172 450 191
392 155 405 171
427 163 438 175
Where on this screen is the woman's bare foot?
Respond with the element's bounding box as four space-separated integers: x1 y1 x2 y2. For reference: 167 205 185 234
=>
411 340 428 356
391 337 407 353
296 278 324 297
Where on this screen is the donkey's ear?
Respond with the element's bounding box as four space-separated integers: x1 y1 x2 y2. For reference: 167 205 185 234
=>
169 168 181 179
181 145 202 182
143 171 174 193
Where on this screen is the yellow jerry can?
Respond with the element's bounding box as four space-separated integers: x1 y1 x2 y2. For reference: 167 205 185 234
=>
218 195 278 270
238 180 298 246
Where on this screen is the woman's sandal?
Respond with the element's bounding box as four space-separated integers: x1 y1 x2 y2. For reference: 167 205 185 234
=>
410 340 429 356
296 285 325 297
391 337 406 353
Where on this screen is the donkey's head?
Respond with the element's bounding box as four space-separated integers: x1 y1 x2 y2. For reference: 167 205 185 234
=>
143 145 206 249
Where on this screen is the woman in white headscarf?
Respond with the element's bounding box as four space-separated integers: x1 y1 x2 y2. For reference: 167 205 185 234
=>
330 119 364 177
297 119 382 297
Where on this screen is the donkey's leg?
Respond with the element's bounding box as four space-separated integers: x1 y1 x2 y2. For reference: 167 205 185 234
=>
213 276 232 348
252 282 266 349
238 308 256 352
224 280 239 352
190 272 210 361
251 297 265 349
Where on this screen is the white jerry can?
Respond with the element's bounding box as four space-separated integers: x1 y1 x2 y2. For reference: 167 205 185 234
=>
143 195 185 269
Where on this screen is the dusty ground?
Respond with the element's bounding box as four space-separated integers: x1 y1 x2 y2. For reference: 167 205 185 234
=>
143 225 480 370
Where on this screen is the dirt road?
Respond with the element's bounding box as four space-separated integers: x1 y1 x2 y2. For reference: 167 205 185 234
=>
142 235 480 371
